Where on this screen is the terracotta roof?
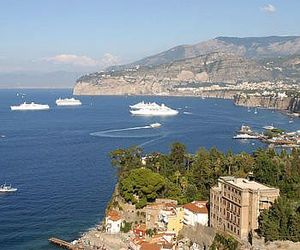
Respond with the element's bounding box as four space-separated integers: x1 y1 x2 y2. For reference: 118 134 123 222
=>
141 242 161 250
183 202 208 214
107 210 121 221
134 223 147 231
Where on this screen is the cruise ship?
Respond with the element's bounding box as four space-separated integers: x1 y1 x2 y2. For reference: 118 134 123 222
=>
130 101 160 110
56 97 82 106
130 103 178 116
11 102 50 111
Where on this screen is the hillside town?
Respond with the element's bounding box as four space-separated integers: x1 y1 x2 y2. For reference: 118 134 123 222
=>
70 175 287 250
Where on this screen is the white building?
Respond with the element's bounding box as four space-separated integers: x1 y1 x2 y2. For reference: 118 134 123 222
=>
183 201 208 226
105 210 122 234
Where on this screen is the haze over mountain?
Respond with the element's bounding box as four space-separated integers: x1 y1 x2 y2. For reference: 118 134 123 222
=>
0 71 84 88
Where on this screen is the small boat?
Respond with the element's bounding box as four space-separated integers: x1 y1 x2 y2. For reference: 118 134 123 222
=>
238 125 253 134
149 123 161 128
0 183 17 192
254 108 258 114
233 134 259 139
263 125 275 130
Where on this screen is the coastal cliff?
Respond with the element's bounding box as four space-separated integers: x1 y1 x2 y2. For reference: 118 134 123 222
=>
234 94 300 112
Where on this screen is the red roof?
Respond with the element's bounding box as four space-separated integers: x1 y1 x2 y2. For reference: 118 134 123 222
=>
134 223 147 231
141 242 161 250
107 210 121 221
183 202 208 214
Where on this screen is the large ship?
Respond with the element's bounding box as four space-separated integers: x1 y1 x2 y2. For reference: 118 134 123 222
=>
56 97 82 106
11 102 50 111
130 101 160 110
130 103 178 116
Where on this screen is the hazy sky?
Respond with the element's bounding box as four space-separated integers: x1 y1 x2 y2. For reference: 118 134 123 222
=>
0 0 299 73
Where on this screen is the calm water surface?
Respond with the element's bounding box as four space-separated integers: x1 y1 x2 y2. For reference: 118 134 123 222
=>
0 89 298 249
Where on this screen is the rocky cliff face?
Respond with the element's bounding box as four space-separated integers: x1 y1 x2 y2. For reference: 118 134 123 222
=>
73 52 274 95
234 95 292 110
234 95 300 112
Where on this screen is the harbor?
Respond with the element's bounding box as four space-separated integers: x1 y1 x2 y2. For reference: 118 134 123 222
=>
234 125 300 148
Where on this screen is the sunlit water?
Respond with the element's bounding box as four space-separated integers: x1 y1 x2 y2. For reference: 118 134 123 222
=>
0 89 299 249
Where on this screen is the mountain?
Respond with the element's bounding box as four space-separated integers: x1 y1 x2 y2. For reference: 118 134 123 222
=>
74 36 300 96
108 36 300 71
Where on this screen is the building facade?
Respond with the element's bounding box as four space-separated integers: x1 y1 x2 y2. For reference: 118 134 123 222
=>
183 201 208 226
105 210 122 234
210 176 280 241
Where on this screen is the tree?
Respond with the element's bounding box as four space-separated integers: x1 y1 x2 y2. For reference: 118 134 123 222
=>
120 168 166 207
169 142 186 171
110 146 143 178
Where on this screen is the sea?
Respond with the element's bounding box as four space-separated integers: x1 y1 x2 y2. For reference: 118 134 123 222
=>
0 89 299 250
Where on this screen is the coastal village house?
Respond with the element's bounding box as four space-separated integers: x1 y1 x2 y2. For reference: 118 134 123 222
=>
183 201 209 226
105 210 122 234
210 176 280 241
129 232 175 250
145 199 178 229
159 206 184 235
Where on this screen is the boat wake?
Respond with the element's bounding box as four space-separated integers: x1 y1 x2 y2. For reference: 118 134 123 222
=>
90 125 161 139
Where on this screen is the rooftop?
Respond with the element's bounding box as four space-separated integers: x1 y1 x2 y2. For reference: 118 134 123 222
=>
183 201 208 214
220 176 278 191
140 242 161 250
107 210 121 221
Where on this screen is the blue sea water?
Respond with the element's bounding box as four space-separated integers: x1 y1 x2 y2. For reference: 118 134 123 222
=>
0 89 299 249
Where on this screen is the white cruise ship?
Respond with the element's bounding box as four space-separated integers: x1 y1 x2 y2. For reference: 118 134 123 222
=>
130 101 160 110
11 102 50 111
130 103 178 116
56 98 82 106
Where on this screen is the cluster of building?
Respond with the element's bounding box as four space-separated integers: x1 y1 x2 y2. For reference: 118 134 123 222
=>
104 176 280 249
175 81 299 95
105 198 209 249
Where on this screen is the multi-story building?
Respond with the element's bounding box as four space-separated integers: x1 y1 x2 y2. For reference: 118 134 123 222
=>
210 176 279 241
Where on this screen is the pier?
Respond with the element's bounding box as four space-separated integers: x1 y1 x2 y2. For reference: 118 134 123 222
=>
48 237 82 250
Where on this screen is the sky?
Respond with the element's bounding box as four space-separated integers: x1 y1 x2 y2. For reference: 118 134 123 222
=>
0 0 299 76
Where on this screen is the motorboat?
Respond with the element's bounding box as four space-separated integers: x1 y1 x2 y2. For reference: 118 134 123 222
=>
263 125 275 130
11 102 50 111
233 134 259 139
149 123 161 128
0 183 17 192
56 98 82 106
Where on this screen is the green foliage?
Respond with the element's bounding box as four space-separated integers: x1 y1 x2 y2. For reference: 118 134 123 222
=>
109 146 143 178
120 221 132 233
210 233 239 250
120 168 166 207
258 197 300 242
